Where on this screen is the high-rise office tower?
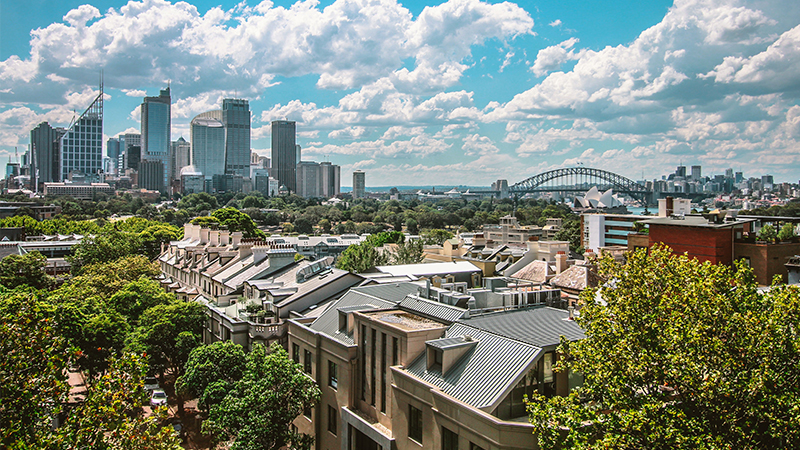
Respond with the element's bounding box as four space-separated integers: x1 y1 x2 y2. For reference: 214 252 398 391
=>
60 86 103 182
675 165 686 179
30 122 65 186
353 170 365 199
171 137 191 182
106 137 121 175
271 120 296 192
141 87 171 191
191 111 225 180
296 161 321 198
691 165 701 181
222 99 250 177
320 162 340 198
121 133 141 171
725 168 734 179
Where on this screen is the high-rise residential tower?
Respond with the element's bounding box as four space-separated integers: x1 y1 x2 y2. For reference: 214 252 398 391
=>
140 87 171 191
60 86 103 182
222 99 250 177
171 137 191 182
271 120 296 193
353 170 365 199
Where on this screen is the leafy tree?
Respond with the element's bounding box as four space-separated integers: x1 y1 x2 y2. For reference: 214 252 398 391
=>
293 216 314 235
107 276 176 324
203 343 321 450
68 228 144 273
555 216 583 253
366 230 405 247
421 229 454 246
318 218 332 233
54 255 160 301
335 240 389 273
78 310 131 376
127 301 205 379
777 223 796 241
406 218 419 235
392 238 424 265
527 245 800 450
176 341 247 412
758 223 777 243
0 251 54 290
0 293 71 447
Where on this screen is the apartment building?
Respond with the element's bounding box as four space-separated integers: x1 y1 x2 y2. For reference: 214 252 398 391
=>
286 282 585 450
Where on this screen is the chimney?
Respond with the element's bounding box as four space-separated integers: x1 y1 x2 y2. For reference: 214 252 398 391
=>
568 304 575 320
231 232 243 247
238 242 253 259
555 251 568 274
220 229 230 246
210 230 219 247
200 227 211 245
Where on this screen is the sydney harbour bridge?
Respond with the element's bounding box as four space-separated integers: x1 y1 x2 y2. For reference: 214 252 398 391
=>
478 167 653 206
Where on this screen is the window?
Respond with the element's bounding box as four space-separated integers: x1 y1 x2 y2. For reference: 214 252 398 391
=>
370 328 376 406
442 427 458 450
303 405 312 419
470 443 486 450
381 333 387 413
393 336 398 366
328 405 338 435
361 325 367 401
292 344 300 363
409 405 423 444
329 360 338 389
304 349 312 374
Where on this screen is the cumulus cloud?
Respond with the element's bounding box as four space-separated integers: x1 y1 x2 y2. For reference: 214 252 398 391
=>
549 19 562 27
530 37 583 77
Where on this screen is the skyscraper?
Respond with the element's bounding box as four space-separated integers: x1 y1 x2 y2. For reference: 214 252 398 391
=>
353 170 365 199
320 161 340 198
691 165 701 181
141 87 171 191
296 161 321 198
30 122 65 186
171 137 191 182
222 99 250 177
271 121 296 193
191 111 225 180
60 87 103 182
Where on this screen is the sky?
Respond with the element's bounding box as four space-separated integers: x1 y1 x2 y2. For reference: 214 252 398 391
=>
2 0 800 187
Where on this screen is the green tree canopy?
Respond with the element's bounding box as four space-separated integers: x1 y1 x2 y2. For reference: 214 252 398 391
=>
335 240 388 273
203 343 321 450
421 229 454 246
0 251 54 290
392 238 424 265
107 276 176 324
176 341 248 412
527 245 800 450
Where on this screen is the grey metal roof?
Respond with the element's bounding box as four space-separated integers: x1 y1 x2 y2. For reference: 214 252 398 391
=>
426 335 477 350
459 306 585 348
404 322 540 409
398 295 467 323
309 290 400 345
349 283 422 303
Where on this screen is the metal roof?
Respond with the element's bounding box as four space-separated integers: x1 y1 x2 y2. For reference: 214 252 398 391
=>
426 335 477 350
375 261 481 277
398 295 467 323
349 283 423 303
404 322 540 410
309 289 402 345
459 306 585 348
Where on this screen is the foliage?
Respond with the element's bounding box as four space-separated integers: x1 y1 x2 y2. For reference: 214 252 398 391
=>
758 224 777 243
192 208 266 239
56 353 182 450
392 238 424 265
127 301 205 378
777 223 796 241
52 255 160 301
0 251 54 290
0 292 71 447
335 239 389 273
77 310 131 376
203 343 321 450
421 229 454 246
366 230 405 247
176 341 247 412
406 218 419 235
555 216 583 253
527 245 800 450
177 192 219 215
107 276 176 324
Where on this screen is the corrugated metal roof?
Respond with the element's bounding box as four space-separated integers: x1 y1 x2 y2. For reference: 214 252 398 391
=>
399 295 467 323
309 289 401 345
459 306 585 348
375 261 481 277
404 322 540 409
426 336 477 350
349 283 422 303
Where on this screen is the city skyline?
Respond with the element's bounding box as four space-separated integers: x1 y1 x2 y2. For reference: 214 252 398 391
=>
2 0 800 186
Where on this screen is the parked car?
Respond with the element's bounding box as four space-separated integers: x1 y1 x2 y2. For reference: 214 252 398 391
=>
150 389 168 407
144 377 160 392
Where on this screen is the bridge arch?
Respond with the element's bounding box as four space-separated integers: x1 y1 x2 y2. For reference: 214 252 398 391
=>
509 167 650 206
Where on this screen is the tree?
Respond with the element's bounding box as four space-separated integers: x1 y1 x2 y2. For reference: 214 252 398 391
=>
107 276 176 324
758 223 777 243
68 228 144 273
127 301 206 379
392 238 424 265
0 251 54 290
406 218 419 235
778 223 796 241
176 341 247 412
0 293 71 447
203 343 321 450
335 240 389 273
421 229 454 246
527 245 800 450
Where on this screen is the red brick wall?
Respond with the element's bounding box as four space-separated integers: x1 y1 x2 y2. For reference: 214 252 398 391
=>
734 242 800 285
648 225 733 265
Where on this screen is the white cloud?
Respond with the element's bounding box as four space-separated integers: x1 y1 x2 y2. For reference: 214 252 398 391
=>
549 19 562 27
530 37 582 77
122 89 146 97
461 133 499 155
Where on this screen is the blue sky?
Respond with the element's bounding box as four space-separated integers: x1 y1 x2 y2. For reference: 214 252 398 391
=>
1 0 799 187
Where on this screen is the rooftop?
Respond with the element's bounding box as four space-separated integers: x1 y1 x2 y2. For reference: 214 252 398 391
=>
363 310 447 332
